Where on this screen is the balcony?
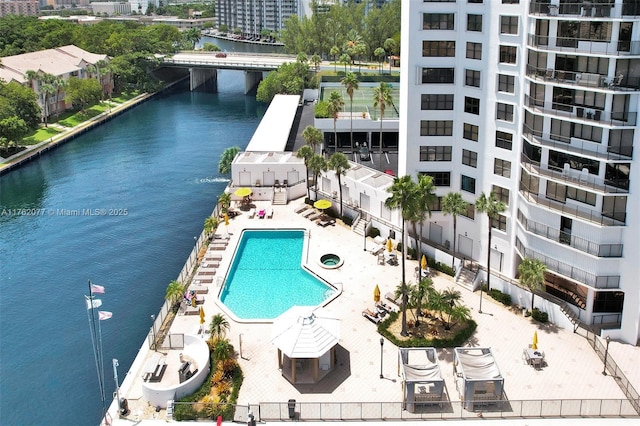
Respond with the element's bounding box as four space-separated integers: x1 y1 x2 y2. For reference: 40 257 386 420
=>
522 129 634 161
525 65 640 92
528 34 640 56
524 95 638 126
530 1 615 18
520 153 630 194
517 209 623 257
515 237 620 289
518 189 626 226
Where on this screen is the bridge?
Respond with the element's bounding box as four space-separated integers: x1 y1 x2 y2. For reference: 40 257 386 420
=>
160 52 297 93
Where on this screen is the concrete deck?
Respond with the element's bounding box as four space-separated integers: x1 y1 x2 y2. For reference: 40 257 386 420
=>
115 196 639 423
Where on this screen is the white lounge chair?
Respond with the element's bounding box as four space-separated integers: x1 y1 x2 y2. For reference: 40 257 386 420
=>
266 208 273 218
248 208 256 218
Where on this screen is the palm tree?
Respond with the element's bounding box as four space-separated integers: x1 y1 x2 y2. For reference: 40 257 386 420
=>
433 287 469 330
308 154 327 198
341 72 359 150
209 313 230 342
218 146 241 175
330 46 340 72
385 175 421 336
518 257 547 311
327 91 344 152
165 280 184 307
39 81 56 127
372 81 391 168
296 145 314 199
475 192 507 292
204 216 218 237
374 47 386 74
327 152 350 217
212 338 235 365
51 76 67 119
310 54 322 72
339 53 351 74
301 125 323 153
441 192 469 268
414 276 435 325
384 38 396 73
218 192 231 212
183 28 201 49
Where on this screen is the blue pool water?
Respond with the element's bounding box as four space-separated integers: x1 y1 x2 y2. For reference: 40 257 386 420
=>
220 230 333 319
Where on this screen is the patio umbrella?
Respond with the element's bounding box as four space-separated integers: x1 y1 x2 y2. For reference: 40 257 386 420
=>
532 331 538 350
234 187 252 198
374 284 380 303
313 199 332 212
199 306 205 325
421 255 427 270
386 238 393 252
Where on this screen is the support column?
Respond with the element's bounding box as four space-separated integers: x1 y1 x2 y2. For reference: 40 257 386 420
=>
189 68 217 92
244 71 263 94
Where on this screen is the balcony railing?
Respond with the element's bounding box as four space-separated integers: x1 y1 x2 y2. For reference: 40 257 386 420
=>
520 152 630 194
525 65 640 91
515 237 620 289
517 209 623 257
524 95 638 126
522 128 634 161
529 1 616 18
528 34 640 56
518 189 626 226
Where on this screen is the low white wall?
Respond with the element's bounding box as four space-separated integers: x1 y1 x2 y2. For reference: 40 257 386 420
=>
141 334 210 409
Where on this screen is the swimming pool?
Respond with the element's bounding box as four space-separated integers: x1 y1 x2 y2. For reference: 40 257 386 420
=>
219 229 335 320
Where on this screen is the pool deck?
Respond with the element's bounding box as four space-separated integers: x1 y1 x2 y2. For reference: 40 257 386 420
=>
114 197 640 423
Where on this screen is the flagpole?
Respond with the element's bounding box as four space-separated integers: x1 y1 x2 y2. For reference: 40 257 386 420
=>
87 280 108 423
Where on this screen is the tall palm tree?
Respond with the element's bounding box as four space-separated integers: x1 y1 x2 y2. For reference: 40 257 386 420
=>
218 146 241 175
308 154 327 198
51 76 67 119
373 81 392 168
385 175 421 336
296 145 314 199
328 152 350 217
518 257 547 311
327 91 344 152
339 53 351 73
310 54 322 72
475 192 507 292
441 192 469 267
374 47 386 74
39 81 56 127
204 216 218 237
341 72 359 150
218 192 231 212
209 313 230 342
165 280 184 307
183 28 201 49
415 174 436 261
330 46 340 72
302 125 323 153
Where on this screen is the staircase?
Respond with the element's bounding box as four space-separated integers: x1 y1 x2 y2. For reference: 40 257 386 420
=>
352 217 366 236
272 191 287 205
455 267 477 291
559 301 582 333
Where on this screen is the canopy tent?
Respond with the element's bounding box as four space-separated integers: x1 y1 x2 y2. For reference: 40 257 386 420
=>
399 348 445 412
271 306 340 384
453 347 504 411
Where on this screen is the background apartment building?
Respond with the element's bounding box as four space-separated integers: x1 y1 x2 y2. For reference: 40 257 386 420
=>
0 0 39 17
400 0 639 345
215 0 306 37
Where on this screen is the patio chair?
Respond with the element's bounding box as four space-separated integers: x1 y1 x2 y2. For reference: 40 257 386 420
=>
266 208 273 219
258 209 266 219
295 204 309 214
362 308 382 324
301 209 315 218
248 208 256 218
308 212 322 221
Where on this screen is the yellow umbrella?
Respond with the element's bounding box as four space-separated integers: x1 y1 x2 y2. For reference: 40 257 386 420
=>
373 284 380 303
234 187 252 197
224 213 229 226
532 331 538 350
313 199 332 211
386 238 393 252
421 255 427 270
199 306 205 325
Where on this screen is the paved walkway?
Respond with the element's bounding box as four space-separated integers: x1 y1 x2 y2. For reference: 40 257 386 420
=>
115 197 639 423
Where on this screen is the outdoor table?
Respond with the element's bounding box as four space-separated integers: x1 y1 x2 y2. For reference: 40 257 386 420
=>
525 348 544 367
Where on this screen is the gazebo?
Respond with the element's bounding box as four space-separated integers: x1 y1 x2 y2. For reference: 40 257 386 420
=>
453 347 504 411
398 347 445 412
271 306 340 384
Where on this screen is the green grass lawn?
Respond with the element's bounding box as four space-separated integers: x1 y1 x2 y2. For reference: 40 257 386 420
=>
21 126 62 145
58 104 109 127
111 90 141 103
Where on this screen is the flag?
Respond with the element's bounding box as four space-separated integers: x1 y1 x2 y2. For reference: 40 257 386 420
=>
85 296 102 310
90 284 105 294
98 311 112 320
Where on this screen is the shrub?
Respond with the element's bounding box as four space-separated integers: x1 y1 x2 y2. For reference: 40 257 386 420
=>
423 255 455 277
379 311 477 348
407 247 417 260
531 308 549 323
488 288 512 306
367 227 380 238
314 100 330 118
341 215 353 226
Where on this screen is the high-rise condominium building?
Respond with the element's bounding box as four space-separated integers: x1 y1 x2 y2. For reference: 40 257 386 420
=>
216 0 302 37
400 0 639 345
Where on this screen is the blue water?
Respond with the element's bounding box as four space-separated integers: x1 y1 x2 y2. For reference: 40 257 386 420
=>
0 71 263 426
220 230 332 319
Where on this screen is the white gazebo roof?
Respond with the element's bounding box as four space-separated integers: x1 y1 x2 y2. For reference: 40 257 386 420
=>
271 306 340 359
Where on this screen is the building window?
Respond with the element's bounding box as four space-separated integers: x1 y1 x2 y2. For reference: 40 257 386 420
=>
492 185 510 205
462 149 477 167
498 74 515 93
466 42 482 60
567 187 597 206
494 158 511 177
463 123 479 141
429 196 442 212
468 0 483 3
421 94 454 110
419 146 452 161
500 16 518 35
423 13 455 30
420 120 453 136
461 203 475 220
464 97 480 115
499 45 517 64
422 68 455 84
496 103 514 122
546 181 567 203
502 0 519 3
423 41 455 57
467 14 482 32
465 69 481 87
495 131 513 150
491 214 507 231
422 171 451 187
461 175 476 194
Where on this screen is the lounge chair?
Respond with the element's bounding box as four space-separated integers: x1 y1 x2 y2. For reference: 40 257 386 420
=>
370 235 386 255
317 217 335 227
258 209 266 219
248 208 256 218
295 205 309 214
301 209 315 218
385 292 402 306
376 301 397 314
308 212 322 221
362 308 382 324
266 208 273 218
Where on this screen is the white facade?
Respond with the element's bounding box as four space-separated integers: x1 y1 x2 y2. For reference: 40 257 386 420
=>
91 1 132 16
215 0 301 36
400 0 639 345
